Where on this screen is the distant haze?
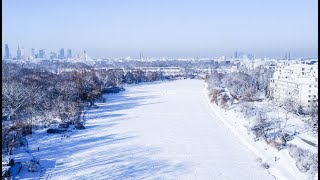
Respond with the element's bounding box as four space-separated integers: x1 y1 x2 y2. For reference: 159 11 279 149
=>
2 0 318 58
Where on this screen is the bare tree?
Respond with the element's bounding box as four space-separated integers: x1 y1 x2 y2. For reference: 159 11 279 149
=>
240 102 254 120
24 82 46 134
2 80 28 155
219 93 230 111
282 98 299 114
222 72 258 101
251 112 273 141
209 89 223 105
53 80 81 122
242 87 257 102
2 80 27 123
309 98 318 133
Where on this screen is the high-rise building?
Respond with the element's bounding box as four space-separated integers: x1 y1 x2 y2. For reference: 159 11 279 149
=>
31 48 35 58
284 52 287 60
234 51 238 59
79 50 91 61
21 47 25 59
59 48 64 59
5 44 10 59
17 45 22 59
50 52 57 60
67 49 72 58
247 53 254 60
39 49 45 59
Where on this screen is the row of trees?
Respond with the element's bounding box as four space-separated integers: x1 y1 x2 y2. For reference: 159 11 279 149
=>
2 62 169 154
2 64 102 154
207 66 273 103
96 68 165 88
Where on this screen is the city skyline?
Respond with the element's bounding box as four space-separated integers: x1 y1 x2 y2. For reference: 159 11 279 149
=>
2 44 77 59
3 44 318 60
2 0 318 58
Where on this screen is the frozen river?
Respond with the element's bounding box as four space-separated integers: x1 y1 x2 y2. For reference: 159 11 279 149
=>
29 79 274 179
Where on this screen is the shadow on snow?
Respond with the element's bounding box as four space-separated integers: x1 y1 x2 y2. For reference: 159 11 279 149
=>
32 86 189 179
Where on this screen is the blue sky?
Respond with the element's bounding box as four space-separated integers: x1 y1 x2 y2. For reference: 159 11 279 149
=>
2 0 318 58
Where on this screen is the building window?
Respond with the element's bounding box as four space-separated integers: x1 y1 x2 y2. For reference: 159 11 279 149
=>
314 95 317 97
302 68 305 71
309 90 312 93
315 85 317 88
308 100 311 103
308 95 311 97
302 72 305 75
309 85 312 88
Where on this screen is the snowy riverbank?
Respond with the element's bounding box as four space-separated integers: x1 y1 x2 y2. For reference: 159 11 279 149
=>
204 83 318 180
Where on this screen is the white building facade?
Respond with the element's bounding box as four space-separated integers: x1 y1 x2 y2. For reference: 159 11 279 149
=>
270 62 318 108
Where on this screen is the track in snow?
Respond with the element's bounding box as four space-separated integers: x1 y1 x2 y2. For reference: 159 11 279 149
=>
31 79 274 179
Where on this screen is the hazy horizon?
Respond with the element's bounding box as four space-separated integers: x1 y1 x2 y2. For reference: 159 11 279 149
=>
2 0 318 58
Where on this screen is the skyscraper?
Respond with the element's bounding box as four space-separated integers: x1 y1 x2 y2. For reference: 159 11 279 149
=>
5 44 10 59
234 51 238 59
17 45 22 59
83 50 87 60
67 49 72 58
59 48 64 59
284 52 287 60
39 49 45 59
50 52 57 60
21 47 25 59
31 48 35 58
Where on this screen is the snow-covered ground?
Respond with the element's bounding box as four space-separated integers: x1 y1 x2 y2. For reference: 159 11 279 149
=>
206 101 309 180
204 87 318 180
18 79 275 179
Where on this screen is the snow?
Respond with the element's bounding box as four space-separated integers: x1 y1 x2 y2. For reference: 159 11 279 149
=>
19 79 274 179
205 87 318 180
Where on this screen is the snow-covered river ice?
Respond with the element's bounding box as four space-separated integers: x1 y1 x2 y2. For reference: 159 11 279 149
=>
28 79 274 179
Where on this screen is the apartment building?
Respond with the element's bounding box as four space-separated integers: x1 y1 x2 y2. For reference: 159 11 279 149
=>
270 62 318 107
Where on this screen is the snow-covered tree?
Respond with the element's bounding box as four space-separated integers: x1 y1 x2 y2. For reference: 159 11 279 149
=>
2 80 27 123
24 82 46 134
222 72 258 101
309 98 318 133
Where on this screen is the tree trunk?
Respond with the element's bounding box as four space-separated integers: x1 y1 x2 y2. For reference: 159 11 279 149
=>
9 133 17 155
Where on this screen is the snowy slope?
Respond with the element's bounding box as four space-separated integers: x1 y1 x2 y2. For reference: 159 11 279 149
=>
24 79 273 179
204 87 317 180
